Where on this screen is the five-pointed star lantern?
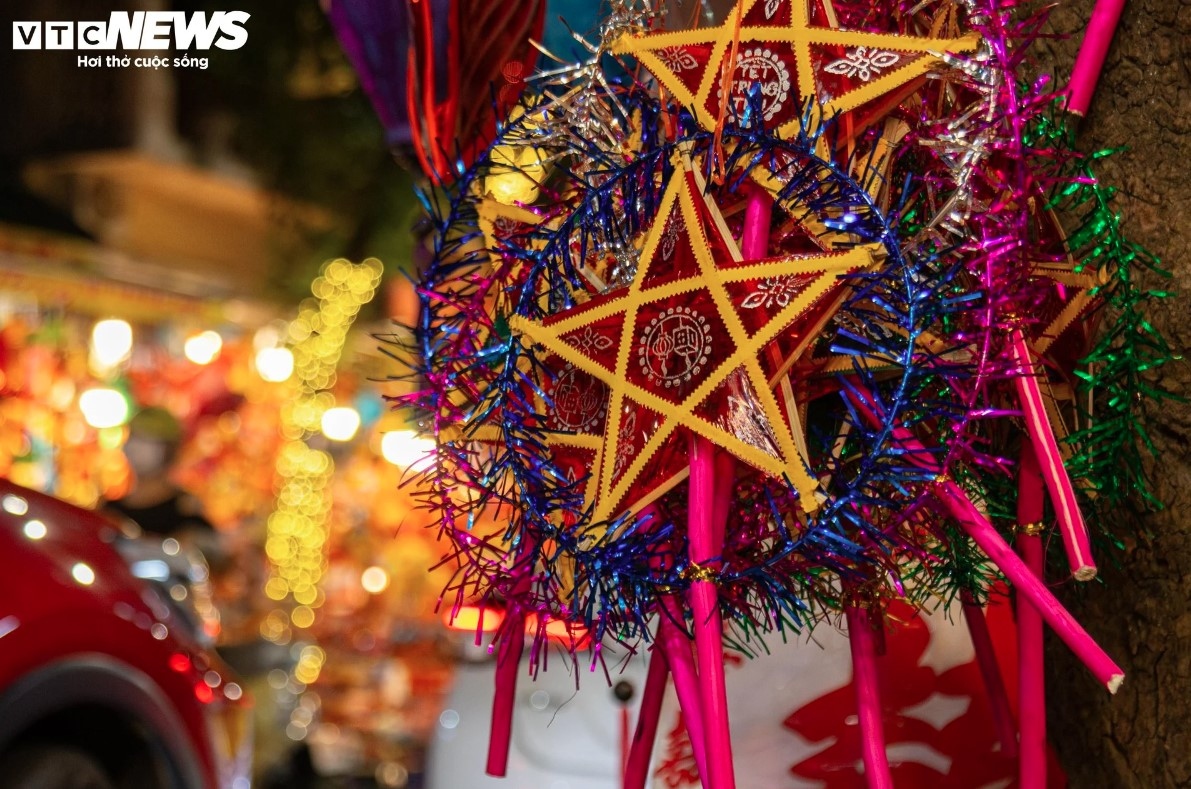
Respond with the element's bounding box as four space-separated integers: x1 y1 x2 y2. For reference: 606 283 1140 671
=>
612 0 980 139
513 153 879 523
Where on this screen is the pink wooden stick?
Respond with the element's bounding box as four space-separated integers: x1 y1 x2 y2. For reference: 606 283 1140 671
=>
639 505 709 782
846 605 894 789
658 598 710 781
620 707 632 781
663 174 772 789
740 181 774 260
841 387 1122 692
1017 442 1048 789
1009 329 1096 581
623 639 671 789
711 448 735 548
960 591 1018 759
1017 532 1048 787
687 435 736 789
940 481 1123 693
1065 0 1128 117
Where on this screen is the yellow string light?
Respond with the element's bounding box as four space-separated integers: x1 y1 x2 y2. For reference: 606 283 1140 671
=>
264 258 382 636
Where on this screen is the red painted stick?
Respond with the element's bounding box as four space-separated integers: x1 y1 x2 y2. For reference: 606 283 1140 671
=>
1017 442 1048 789
658 599 710 781
1065 0 1128 116
485 609 526 776
485 547 536 776
960 590 1019 759
846 605 894 789
623 642 669 789
1009 329 1096 580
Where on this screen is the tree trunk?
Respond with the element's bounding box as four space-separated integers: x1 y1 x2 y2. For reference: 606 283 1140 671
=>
1039 2 1191 786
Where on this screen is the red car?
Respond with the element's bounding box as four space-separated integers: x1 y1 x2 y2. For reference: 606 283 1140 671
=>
0 480 252 789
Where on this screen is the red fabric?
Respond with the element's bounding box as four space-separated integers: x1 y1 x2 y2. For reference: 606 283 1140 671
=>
407 0 546 183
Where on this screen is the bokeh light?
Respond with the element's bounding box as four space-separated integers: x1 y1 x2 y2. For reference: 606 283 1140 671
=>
256 346 294 382
90 319 133 374
71 562 95 586
361 566 389 594
23 519 47 540
321 406 361 442
380 430 436 470
79 387 130 429
184 330 223 365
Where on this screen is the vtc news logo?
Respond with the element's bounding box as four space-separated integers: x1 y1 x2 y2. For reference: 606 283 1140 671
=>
13 11 250 51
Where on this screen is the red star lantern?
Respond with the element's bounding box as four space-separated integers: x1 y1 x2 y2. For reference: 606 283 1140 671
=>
612 0 979 138
513 153 878 522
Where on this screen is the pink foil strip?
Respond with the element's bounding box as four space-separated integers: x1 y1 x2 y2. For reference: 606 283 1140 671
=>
1009 328 1096 580
1065 0 1128 116
960 591 1019 759
1017 442 1048 789
846 605 895 789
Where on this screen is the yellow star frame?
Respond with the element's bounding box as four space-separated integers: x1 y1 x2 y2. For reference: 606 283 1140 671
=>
612 0 979 139
512 153 879 522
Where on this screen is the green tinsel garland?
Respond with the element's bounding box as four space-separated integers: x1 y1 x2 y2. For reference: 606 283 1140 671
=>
1034 111 1182 520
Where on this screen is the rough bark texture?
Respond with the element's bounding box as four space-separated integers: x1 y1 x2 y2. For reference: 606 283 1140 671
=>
1036 2 1191 786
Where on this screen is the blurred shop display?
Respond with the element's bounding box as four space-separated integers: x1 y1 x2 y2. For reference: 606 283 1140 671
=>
0 248 461 780
0 221 452 779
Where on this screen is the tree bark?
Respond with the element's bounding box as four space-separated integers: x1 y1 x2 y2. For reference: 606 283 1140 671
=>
1038 2 1191 786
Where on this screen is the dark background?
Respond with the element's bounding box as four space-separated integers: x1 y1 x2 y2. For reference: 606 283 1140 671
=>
1040 2 1191 786
0 0 417 303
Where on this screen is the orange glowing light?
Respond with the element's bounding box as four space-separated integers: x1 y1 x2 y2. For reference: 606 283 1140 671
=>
526 613 591 648
443 605 504 634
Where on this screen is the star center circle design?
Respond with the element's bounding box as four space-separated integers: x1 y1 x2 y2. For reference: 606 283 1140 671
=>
638 307 714 388
716 46 792 122
552 363 608 432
